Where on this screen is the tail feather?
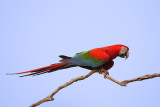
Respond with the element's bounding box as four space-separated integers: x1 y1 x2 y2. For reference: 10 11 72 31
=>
7 62 75 77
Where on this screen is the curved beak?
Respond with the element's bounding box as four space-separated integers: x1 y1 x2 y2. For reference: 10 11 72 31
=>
125 51 129 59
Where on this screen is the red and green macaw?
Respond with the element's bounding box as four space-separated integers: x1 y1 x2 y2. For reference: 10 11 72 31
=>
9 44 129 77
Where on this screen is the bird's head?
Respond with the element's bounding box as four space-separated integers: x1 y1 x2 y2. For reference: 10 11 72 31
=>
118 45 129 59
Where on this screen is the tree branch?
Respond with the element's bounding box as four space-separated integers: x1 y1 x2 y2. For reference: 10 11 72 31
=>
29 70 96 107
104 73 160 86
30 71 160 107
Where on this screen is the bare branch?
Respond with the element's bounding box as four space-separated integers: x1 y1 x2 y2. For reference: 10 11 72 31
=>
120 73 160 86
105 74 126 86
104 73 160 86
29 70 96 107
29 70 160 107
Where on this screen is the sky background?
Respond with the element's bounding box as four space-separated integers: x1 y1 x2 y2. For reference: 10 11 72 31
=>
1 0 160 107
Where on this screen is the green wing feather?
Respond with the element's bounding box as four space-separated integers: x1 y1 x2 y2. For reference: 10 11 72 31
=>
73 50 105 67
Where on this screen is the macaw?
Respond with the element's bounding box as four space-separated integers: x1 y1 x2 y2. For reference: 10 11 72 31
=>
8 44 129 77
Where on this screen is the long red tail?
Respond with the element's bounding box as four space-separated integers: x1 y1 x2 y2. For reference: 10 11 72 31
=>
7 62 75 77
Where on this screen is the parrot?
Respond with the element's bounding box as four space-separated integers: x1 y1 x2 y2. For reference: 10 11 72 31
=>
7 44 129 77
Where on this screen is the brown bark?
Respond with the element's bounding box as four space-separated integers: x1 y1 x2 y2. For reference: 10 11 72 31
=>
29 71 160 107
29 70 96 107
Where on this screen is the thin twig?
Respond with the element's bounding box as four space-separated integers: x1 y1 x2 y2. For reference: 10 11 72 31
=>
29 70 96 107
105 75 126 86
120 73 160 86
104 73 160 86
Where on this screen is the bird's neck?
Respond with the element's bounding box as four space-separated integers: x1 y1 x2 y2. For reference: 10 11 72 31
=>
102 45 121 60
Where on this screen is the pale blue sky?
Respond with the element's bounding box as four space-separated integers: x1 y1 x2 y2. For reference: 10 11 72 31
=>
1 0 160 107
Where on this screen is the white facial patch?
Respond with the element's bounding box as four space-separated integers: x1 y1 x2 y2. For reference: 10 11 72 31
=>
120 47 127 53
119 46 128 57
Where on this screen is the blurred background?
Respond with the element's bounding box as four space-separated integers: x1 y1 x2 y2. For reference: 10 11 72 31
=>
1 0 160 107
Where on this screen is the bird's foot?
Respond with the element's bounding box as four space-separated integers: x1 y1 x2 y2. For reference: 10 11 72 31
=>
98 70 103 74
98 69 109 79
102 70 109 79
